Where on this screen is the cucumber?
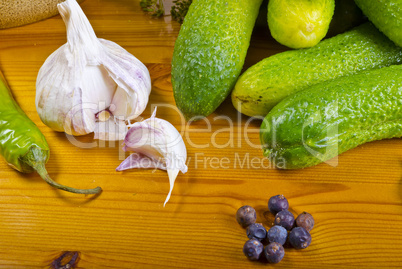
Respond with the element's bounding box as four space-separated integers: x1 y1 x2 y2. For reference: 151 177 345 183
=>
354 0 402 47
171 0 263 120
231 22 402 117
260 65 402 169
268 0 335 49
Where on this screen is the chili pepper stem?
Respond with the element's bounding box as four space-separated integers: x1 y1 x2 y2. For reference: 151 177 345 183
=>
21 147 102 194
35 163 102 194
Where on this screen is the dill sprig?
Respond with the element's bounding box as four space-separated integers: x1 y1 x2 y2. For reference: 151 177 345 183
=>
170 0 192 24
140 0 165 17
139 0 193 23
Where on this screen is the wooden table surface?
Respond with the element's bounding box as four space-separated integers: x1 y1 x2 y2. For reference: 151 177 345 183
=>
1 0 402 268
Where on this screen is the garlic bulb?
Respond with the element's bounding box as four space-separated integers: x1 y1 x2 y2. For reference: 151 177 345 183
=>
36 0 151 140
116 108 188 206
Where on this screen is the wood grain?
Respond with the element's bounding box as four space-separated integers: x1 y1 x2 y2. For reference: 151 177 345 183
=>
0 0 402 268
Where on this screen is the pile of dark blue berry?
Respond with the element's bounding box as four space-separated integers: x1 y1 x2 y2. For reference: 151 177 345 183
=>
236 195 314 264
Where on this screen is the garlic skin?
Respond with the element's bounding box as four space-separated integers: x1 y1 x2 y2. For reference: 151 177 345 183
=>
116 108 188 206
36 0 151 140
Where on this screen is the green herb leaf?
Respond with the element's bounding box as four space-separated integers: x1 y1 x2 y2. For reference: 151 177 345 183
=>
140 0 165 18
171 0 192 24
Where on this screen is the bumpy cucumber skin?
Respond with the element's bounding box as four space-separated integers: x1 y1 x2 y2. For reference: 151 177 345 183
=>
268 0 335 49
260 65 402 169
171 0 263 120
355 0 402 47
232 23 402 117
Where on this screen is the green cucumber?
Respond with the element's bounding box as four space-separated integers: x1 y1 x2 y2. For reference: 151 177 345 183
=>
260 65 402 169
232 22 402 117
171 0 263 120
355 0 402 47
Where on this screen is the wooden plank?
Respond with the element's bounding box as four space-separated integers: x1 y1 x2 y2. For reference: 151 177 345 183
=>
0 0 401 267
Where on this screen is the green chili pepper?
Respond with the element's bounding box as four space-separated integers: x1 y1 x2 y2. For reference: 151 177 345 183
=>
0 70 102 194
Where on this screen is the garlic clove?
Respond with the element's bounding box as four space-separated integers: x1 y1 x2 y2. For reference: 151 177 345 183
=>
110 85 130 118
66 86 96 136
116 153 167 171
117 107 188 206
100 39 151 120
123 124 167 158
81 65 116 113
